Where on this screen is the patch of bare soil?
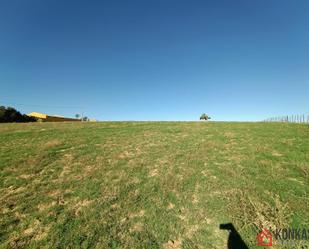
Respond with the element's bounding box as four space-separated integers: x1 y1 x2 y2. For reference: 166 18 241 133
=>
163 238 182 249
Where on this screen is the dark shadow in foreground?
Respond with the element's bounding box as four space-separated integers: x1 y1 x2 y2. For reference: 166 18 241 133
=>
220 223 249 249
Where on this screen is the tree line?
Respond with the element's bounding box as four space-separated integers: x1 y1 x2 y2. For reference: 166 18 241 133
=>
0 106 37 123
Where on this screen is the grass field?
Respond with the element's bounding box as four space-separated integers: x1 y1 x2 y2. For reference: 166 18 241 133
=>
0 122 308 249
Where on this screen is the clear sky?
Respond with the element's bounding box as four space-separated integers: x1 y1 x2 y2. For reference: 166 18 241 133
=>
1 0 308 121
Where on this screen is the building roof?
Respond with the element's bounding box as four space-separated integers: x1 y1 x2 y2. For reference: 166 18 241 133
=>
27 112 48 119
27 112 83 122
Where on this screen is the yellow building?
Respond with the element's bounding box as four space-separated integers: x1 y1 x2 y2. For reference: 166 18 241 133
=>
27 112 81 122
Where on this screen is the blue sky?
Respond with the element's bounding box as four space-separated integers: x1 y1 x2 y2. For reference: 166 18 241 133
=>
1 0 308 121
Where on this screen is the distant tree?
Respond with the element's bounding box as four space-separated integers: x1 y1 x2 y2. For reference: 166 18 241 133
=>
200 113 211 121
23 114 36 122
82 116 89 121
75 114 80 119
0 106 6 120
0 106 37 123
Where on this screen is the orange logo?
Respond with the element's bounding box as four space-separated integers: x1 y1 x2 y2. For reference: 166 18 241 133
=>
257 228 272 246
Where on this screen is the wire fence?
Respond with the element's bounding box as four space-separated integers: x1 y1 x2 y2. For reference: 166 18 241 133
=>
263 115 309 123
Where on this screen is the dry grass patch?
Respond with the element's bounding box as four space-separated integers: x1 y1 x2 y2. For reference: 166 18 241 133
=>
37 201 56 212
272 151 283 157
130 222 144 233
41 139 62 150
129 209 145 219
167 202 175 210
74 199 94 216
149 168 159 177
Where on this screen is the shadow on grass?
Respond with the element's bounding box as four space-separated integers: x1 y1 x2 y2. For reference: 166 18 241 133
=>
220 223 249 249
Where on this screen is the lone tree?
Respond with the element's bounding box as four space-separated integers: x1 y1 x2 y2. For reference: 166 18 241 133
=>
75 114 80 119
200 113 211 121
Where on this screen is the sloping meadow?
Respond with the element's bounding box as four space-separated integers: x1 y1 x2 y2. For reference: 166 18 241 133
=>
0 122 308 248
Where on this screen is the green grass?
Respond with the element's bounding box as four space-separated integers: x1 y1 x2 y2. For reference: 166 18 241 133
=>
0 122 308 248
